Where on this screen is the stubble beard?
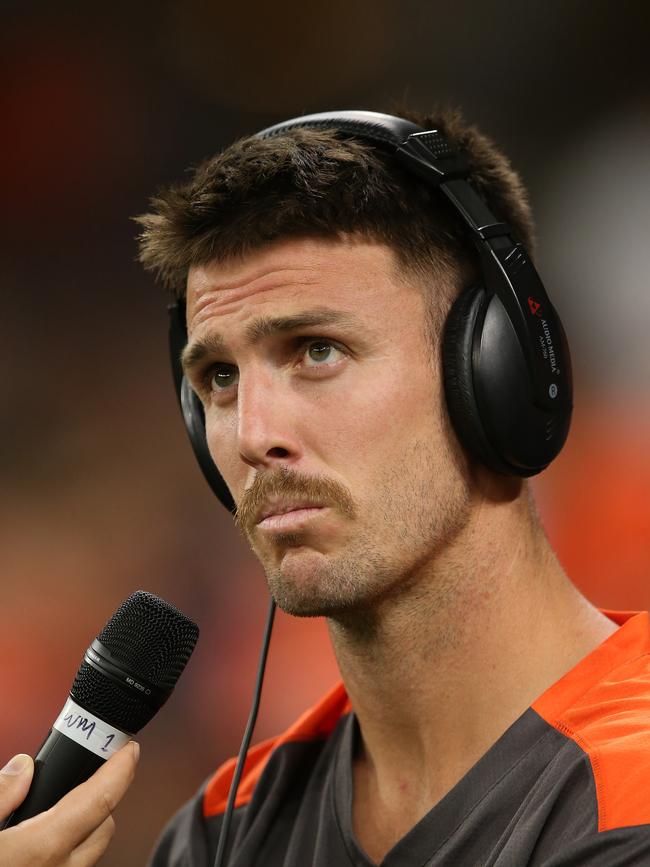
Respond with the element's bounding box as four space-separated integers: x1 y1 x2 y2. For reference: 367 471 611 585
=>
238 441 472 622
258 528 400 618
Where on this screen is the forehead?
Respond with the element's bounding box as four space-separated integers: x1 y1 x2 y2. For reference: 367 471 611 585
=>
185 237 409 334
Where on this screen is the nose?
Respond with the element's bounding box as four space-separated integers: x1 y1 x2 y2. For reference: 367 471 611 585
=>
235 368 302 470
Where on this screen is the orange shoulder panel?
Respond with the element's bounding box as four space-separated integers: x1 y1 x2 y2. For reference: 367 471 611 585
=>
533 610 650 832
203 681 350 818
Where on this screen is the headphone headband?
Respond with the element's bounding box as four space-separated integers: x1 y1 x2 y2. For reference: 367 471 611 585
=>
257 110 424 147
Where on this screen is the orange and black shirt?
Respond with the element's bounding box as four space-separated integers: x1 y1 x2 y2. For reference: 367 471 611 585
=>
150 610 650 865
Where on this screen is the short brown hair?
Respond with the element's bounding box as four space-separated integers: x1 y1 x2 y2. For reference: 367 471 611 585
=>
135 108 534 338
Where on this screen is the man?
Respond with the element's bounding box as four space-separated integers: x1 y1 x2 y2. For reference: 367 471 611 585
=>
135 109 650 865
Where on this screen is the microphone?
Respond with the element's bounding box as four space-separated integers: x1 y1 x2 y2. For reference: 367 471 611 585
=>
2 590 199 827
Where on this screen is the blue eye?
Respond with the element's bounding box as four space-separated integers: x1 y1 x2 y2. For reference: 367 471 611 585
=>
304 341 343 365
209 365 238 390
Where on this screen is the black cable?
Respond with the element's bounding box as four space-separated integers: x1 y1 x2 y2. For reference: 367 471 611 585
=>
213 597 277 867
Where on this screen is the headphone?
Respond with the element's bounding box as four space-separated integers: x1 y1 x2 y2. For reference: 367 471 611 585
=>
168 110 573 513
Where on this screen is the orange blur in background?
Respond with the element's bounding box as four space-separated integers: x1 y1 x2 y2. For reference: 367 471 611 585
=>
2 3 649 864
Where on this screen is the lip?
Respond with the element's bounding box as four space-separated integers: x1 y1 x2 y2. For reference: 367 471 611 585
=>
255 498 325 524
256 505 326 532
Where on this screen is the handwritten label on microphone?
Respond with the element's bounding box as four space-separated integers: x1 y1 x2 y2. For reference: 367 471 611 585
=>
53 698 131 759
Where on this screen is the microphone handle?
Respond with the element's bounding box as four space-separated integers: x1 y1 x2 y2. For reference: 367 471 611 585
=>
2 696 131 829
3 729 105 827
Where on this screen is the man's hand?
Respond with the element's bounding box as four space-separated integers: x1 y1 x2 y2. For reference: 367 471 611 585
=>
0 741 139 865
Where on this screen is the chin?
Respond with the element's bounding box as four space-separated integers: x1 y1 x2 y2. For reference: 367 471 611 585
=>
268 584 360 618
263 547 383 619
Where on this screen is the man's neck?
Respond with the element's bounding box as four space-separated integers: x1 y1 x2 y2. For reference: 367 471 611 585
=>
326 490 617 863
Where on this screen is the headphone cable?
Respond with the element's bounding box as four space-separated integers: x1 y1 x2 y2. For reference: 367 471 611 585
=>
213 596 276 867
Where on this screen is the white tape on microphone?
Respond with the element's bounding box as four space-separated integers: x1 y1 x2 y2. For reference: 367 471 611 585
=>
53 698 131 759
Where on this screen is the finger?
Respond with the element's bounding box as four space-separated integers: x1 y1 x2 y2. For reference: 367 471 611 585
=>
70 813 116 867
40 740 140 853
0 755 34 821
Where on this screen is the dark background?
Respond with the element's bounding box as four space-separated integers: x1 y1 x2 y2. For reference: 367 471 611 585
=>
2 2 649 864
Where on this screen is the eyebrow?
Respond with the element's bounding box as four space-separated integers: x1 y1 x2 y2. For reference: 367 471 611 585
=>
180 307 360 377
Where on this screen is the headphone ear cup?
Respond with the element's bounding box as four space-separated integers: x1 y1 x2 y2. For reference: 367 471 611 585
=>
179 378 237 513
442 284 505 473
443 284 572 477
168 300 236 513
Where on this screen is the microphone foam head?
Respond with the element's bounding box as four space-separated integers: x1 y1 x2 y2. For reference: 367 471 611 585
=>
97 590 199 688
71 591 200 734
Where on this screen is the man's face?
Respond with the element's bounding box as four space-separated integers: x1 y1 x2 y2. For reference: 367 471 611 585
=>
184 237 472 617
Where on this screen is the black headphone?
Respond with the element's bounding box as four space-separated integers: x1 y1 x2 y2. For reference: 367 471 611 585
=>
168 110 572 513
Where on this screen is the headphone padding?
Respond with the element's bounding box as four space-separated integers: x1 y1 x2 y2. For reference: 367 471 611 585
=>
442 284 507 473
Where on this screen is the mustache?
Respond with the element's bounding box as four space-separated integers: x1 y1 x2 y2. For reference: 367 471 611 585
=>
235 468 356 536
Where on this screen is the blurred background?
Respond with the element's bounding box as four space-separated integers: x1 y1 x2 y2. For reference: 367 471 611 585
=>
2 0 649 863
